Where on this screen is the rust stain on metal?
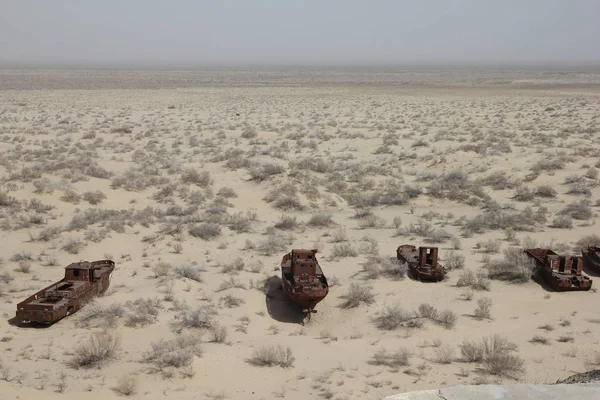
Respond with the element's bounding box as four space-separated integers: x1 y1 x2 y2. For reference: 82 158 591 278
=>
15 259 115 324
280 249 328 322
396 244 446 282
525 248 592 291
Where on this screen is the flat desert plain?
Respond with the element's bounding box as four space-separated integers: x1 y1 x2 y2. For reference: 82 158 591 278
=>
0 68 599 400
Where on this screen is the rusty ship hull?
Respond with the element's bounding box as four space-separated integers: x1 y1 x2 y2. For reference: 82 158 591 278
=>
396 244 446 282
281 249 328 313
582 246 600 274
525 249 592 292
16 260 115 324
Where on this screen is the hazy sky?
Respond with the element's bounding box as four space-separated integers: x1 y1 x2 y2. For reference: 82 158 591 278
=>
1 0 599 67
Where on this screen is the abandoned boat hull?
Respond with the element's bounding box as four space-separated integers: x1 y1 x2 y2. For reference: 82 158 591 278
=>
397 245 446 282
525 249 592 292
407 265 445 282
281 280 328 311
541 271 592 291
280 249 329 313
582 247 600 274
16 260 115 324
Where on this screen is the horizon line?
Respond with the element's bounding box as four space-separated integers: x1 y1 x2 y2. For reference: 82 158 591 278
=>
2 60 600 71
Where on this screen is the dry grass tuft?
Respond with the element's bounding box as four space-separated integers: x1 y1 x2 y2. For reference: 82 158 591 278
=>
113 375 138 396
247 345 295 368
370 348 412 367
341 283 375 308
69 331 121 369
143 333 202 370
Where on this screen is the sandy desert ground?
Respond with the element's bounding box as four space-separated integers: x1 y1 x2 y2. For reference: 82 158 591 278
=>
0 68 599 399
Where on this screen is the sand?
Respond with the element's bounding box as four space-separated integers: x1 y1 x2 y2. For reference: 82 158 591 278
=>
0 68 599 400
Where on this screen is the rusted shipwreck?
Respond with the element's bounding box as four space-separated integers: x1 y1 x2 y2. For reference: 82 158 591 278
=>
396 245 446 282
16 260 115 324
582 246 600 274
281 249 328 320
524 248 592 291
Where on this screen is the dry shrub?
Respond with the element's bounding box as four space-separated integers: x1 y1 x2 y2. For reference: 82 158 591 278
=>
11 251 33 262
248 163 285 181
560 200 592 220
32 226 63 242
374 305 414 330
474 297 493 320
331 227 348 243
456 269 477 287
457 270 490 290
332 243 358 258
459 340 484 362
370 348 412 367
486 247 534 283
113 375 138 396
536 185 557 198
530 335 550 345
460 335 523 378
482 335 523 378
257 232 288 255
60 189 81 204
70 331 121 369
436 310 457 329
124 297 161 327
174 265 202 282
476 239 501 253
82 190 107 205
143 334 202 370
551 216 573 229
76 303 125 328
358 215 385 229
575 234 600 249
247 345 295 368
274 216 299 230
434 345 454 364
308 212 334 227
341 283 375 309
173 306 215 330
444 251 465 270
221 294 245 308
418 303 437 319
221 258 245 275
188 223 221 240
208 325 228 343
228 212 252 233
181 169 212 187
16 260 31 273
61 239 85 255
152 261 171 278
273 196 304 211
362 256 406 280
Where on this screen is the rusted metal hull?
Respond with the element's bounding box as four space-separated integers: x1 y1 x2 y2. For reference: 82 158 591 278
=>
525 249 592 292
280 250 328 313
16 260 115 324
582 247 600 274
541 270 592 291
396 244 446 282
281 280 328 311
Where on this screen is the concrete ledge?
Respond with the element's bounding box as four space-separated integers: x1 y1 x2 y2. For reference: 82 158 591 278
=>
383 383 600 400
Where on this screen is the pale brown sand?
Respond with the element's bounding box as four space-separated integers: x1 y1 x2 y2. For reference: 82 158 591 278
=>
0 69 599 399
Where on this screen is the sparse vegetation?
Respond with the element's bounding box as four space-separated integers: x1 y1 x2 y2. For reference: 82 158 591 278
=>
371 348 412 367
69 331 121 369
143 334 203 370
341 283 375 308
247 345 295 368
486 247 534 282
